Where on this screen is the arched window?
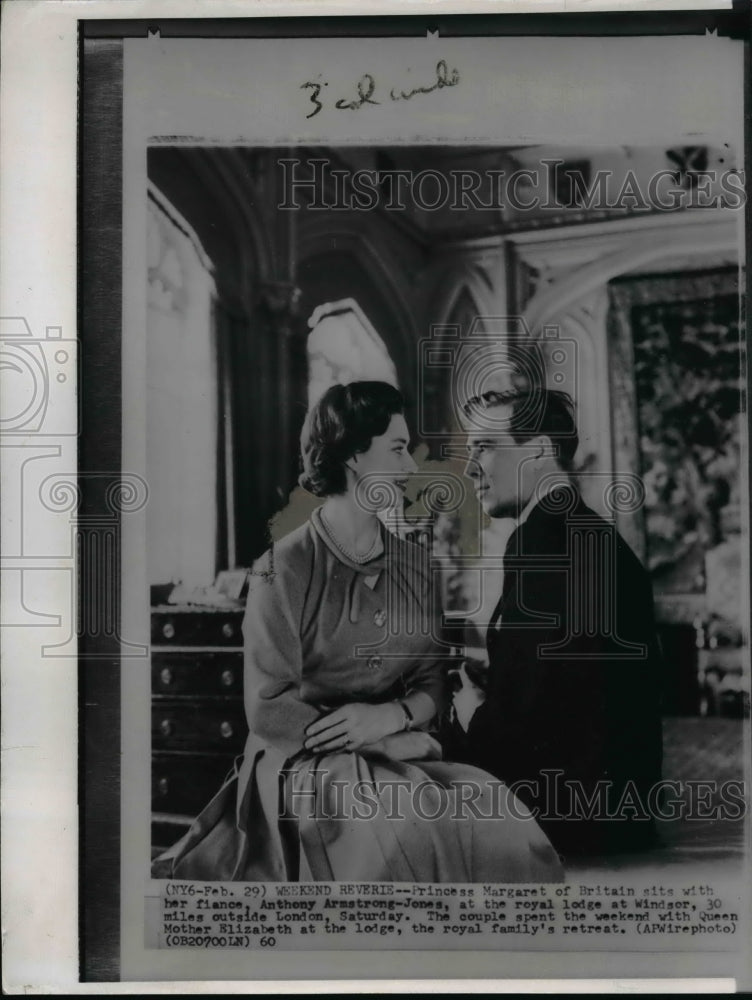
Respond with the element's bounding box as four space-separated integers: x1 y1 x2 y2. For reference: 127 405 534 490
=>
146 184 219 588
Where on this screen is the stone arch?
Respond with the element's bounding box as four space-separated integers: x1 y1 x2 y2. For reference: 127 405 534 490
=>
297 223 418 395
429 261 497 328
148 147 274 315
522 213 739 335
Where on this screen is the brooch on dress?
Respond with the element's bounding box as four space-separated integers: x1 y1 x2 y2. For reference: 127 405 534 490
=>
373 608 387 627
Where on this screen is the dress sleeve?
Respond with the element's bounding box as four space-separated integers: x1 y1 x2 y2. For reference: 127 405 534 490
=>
399 553 449 718
242 546 320 759
402 652 447 718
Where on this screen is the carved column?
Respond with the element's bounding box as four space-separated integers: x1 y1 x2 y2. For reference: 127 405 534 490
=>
260 280 304 510
544 287 616 519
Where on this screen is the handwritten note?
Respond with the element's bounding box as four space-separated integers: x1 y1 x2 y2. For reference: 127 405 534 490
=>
301 61 461 120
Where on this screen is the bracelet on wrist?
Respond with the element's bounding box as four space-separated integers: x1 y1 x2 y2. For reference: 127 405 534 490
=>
396 699 414 732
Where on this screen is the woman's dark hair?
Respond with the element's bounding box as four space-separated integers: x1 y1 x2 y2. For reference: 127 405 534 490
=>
299 381 405 497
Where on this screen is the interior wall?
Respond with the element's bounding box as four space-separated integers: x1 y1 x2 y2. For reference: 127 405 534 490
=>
146 145 743 633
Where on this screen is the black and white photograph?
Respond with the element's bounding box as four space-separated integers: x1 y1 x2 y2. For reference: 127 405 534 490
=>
122 22 749 983
145 144 746 885
2 2 751 991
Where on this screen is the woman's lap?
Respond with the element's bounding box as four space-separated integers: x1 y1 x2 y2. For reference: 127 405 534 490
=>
155 747 563 883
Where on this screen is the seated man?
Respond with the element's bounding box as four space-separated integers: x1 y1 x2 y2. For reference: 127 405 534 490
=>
447 388 663 856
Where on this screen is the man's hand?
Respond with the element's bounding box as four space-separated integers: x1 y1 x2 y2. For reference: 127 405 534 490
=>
452 662 486 732
303 702 401 754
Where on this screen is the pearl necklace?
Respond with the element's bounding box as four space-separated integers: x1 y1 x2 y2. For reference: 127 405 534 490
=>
320 509 382 564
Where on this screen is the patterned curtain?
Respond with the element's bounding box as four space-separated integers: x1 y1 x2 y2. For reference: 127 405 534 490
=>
608 268 744 620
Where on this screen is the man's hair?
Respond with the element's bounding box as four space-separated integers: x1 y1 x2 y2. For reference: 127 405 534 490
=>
462 388 579 471
299 381 405 497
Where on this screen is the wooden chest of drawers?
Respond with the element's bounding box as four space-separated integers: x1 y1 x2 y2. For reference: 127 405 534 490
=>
151 606 464 852
151 606 247 852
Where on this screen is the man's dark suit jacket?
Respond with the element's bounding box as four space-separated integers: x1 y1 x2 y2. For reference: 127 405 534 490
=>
447 485 663 857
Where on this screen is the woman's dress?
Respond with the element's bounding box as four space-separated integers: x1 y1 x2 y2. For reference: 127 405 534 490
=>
152 509 563 883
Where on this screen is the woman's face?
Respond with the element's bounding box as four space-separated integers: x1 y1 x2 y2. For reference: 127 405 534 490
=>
349 413 418 507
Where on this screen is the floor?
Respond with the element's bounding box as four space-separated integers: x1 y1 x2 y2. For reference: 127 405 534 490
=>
566 716 748 878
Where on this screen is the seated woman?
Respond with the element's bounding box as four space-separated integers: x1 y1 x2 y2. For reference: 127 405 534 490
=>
153 381 563 882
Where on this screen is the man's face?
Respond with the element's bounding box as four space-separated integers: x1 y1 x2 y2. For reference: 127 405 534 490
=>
463 404 536 519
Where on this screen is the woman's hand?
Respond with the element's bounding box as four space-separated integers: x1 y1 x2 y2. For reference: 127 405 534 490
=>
303 702 402 754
